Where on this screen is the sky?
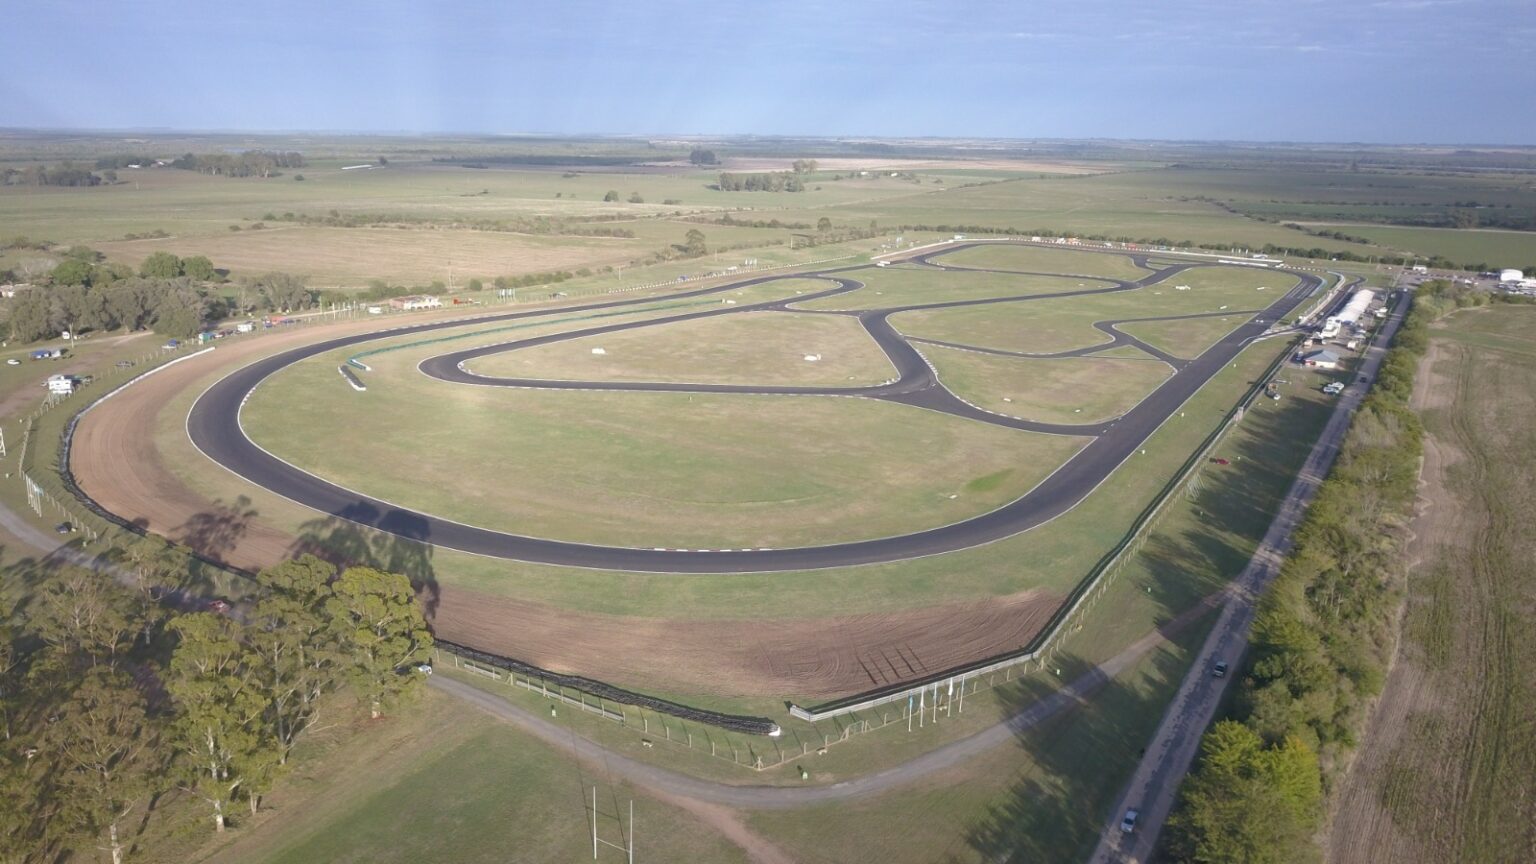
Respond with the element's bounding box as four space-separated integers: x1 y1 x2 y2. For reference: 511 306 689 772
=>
2 0 1533 144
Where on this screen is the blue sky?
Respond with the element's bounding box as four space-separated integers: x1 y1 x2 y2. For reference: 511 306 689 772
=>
3 0 1533 143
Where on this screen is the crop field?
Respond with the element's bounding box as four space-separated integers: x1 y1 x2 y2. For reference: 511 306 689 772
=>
1311 223 1536 268
769 173 1382 253
1328 307 1536 864
0 162 931 285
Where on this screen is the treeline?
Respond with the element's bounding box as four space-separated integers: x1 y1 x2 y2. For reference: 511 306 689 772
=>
5 246 316 342
885 222 1512 272
170 151 305 178
1284 223 1534 273
1227 198 1536 233
697 214 814 229
348 266 597 302
1 547 432 862
715 172 806 192
1166 281 1512 862
0 163 110 187
435 154 644 167
254 209 635 238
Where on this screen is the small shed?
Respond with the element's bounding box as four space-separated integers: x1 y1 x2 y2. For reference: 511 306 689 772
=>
1301 349 1341 370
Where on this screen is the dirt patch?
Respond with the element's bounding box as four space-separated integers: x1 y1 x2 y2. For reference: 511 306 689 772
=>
1327 341 1471 863
428 586 1062 699
649 789 798 864
713 157 1110 175
1328 314 1536 862
92 225 648 286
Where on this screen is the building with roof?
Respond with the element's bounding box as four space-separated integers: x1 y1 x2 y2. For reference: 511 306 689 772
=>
1300 349 1342 370
388 294 443 311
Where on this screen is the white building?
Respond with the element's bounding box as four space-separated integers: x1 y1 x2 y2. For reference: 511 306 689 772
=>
1322 289 1376 337
389 294 443 311
1499 268 1525 283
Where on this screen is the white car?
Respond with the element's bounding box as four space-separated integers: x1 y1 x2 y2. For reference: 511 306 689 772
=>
5 358 18 366
1121 809 1139 833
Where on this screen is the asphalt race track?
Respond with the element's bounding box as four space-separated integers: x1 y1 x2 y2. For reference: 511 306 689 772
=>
183 241 1321 573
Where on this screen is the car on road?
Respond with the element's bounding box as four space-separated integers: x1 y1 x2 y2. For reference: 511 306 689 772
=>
1121 809 1139 833
1213 661 1229 678
415 663 433 676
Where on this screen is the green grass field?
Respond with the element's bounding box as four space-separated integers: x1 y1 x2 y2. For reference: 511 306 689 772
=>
922 346 1172 423
792 265 1105 311
768 172 1387 254
172 334 1313 631
1311 223 1536 268
244 352 1084 549
1117 313 1252 359
11 139 1536 864
889 265 1286 355
469 308 895 386
937 243 1157 280
145 689 746 864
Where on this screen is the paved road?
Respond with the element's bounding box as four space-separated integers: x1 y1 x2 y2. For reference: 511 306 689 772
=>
177 241 1321 573
1087 288 1410 864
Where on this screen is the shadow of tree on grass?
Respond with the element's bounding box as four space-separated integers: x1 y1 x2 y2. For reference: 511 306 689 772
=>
287 502 439 619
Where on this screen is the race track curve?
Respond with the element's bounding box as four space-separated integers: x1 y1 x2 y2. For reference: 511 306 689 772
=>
181 241 1321 573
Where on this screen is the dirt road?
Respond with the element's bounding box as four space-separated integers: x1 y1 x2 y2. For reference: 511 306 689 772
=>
429 589 1223 810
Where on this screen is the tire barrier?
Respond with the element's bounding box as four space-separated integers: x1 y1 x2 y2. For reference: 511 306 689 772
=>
338 365 366 391
435 639 781 737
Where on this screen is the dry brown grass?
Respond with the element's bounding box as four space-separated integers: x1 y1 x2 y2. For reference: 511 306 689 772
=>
1327 308 1536 863
91 225 651 285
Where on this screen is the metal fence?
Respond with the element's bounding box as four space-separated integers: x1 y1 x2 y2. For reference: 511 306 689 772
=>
787 335 1302 723
437 642 885 773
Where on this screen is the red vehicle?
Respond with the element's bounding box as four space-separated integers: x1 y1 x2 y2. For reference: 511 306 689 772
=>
1210 457 1231 465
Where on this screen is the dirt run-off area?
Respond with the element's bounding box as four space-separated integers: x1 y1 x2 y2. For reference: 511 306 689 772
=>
1326 309 1536 864
69 307 1063 700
